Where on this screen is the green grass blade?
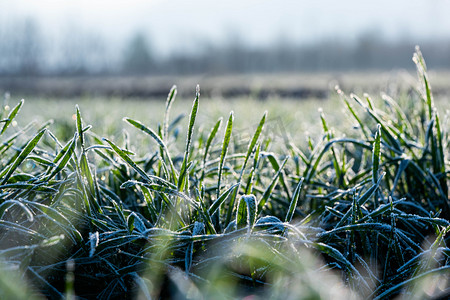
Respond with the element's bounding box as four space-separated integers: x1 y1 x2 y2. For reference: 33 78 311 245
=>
44 136 77 181
1 128 46 185
103 138 153 183
76 105 84 148
257 156 289 214
201 118 223 181
372 124 381 206
163 85 177 141
1 99 23 135
124 117 176 181
178 85 200 191
285 178 304 223
218 111 234 199
208 183 239 216
229 111 266 216
236 194 256 231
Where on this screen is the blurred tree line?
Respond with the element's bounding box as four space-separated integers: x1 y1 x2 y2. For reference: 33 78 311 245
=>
1 18 450 76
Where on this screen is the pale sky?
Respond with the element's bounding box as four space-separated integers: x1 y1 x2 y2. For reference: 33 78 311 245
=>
1 0 449 55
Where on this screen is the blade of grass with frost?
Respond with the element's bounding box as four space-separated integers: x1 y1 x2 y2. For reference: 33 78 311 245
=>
0 183 57 194
124 118 176 183
121 180 200 210
140 185 159 223
27 155 55 168
373 266 450 300
285 178 304 223
185 221 204 275
194 191 216 234
228 112 266 222
163 85 177 141
334 173 385 229
414 47 434 120
178 85 199 192
76 105 85 148
434 113 447 195
0 128 46 185
372 124 381 207
0 126 36 161
79 152 103 214
0 99 23 136
351 94 403 152
304 138 371 184
103 138 153 183
0 200 34 222
74 160 93 216
236 194 257 231
339 90 370 140
312 242 368 287
201 118 222 182
382 94 414 136
208 183 239 216
257 156 289 214
320 109 343 186
28 267 64 299
244 143 261 195
265 153 292 200
23 201 82 243
44 135 76 181
218 111 233 201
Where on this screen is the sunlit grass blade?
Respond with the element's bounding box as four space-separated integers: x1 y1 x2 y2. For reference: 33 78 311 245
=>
236 194 256 231
163 85 177 141
0 128 46 185
0 99 23 135
76 105 84 148
220 111 234 226
124 117 176 182
257 156 289 214
44 135 77 181
285 177 304 223
201 117 222 181
178 85 200 192
208 183 239 216
372 124 381 206
103 137 153 183
229 112 266 223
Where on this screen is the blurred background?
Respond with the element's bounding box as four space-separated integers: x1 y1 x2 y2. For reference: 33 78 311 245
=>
1 0 450 98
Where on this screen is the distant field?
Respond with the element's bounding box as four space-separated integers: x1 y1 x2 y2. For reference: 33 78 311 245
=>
11 72 449 155
2 70 450 99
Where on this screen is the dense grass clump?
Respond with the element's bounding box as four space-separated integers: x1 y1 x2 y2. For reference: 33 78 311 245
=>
0 48 449 299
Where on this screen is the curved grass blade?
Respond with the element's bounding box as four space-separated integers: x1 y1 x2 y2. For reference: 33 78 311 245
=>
1 128 46 185
103 138 152 183
208 183 239 216
373 266 450 300
257 156 289 214
44 135 76 181
1 99 23 135
334 173 385 228
201 117 223 181
285 178 304 223
124 118 176 181
229 112 266 222
236 194 257 231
